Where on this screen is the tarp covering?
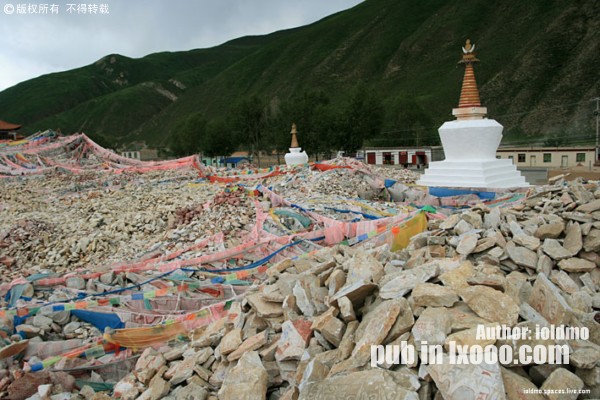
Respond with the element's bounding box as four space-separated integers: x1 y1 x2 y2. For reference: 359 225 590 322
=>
71 310 125 331
429 186 496 200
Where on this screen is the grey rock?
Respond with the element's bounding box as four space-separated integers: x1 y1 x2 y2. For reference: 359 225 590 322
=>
563 222 583 255
218 351 267 400
505 241 538 269
456 233 478 255
513 233 540 251
535 222 564 239
542 239 572 261
583 229 600 252
558 257 596 272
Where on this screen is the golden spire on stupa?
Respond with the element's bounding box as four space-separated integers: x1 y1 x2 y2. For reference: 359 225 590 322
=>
290 123 299 148
453 39 487 120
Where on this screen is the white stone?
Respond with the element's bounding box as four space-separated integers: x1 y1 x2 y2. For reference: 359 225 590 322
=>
428 353 507 400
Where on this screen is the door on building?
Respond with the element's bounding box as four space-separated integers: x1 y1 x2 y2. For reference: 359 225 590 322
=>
561 155 568 168
367 153 376 164
399 152 408 167
415 151 427 166
383 152 393 165
530 155 536 166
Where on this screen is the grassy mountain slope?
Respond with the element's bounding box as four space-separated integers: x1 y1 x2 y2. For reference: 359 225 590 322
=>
0 0 598 148
0 37 274 137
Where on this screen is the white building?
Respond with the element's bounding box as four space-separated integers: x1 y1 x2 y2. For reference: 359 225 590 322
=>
363 147 434 167
496 146 599 169
121 150 140 160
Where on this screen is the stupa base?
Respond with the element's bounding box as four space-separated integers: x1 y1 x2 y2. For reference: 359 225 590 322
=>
285 148 308 166
417 159 528 189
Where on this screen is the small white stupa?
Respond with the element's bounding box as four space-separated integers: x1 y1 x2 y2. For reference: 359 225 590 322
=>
284 123 308 166
418 40 528 189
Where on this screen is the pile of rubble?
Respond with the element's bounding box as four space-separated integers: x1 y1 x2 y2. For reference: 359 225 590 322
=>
0 171 256 278
267 167 378 201
1 163 599 399
1 161 413 279
7 178 596 399
369 165 421 184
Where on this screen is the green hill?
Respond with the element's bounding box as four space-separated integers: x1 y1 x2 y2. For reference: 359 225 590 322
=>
0 0 598 149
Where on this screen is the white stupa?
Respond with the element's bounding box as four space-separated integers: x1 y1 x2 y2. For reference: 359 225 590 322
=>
418 40 528 189
284 123 308 166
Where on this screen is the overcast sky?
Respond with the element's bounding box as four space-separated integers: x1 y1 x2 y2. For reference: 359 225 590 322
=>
0 0 363 91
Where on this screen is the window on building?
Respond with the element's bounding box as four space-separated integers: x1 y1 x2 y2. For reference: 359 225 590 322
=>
518 153 526 163
543 153 551 163
576 153 586 162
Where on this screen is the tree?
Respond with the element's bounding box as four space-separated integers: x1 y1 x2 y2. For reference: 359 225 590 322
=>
543 133 567 147
87 133 112 150
263 112 293 165
202 119 237 158
277 91 336 159
170 112 207 157
337 85 384 153
230 95 267 166
369 96 434 147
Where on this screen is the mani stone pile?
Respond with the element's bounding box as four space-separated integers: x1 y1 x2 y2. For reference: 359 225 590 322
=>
0 165 415 280
1 176 599 400
0 170 256 279
101 179 599 400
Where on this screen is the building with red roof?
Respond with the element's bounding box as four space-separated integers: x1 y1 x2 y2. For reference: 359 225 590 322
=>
0 119 22 141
